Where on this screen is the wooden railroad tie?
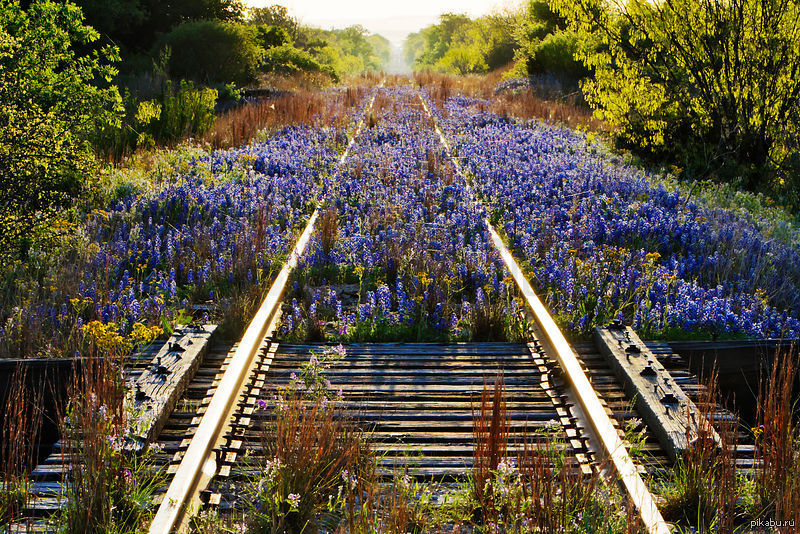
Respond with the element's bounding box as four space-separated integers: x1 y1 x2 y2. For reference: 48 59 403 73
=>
594 323 721 462
125 324 218 453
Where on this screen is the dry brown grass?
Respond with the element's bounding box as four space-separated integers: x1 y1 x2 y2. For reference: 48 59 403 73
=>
413 68 607 132
319 207 339 257
754 348 800 527
1 364 44 523
659 369 738 531
489 90 606 132
206 86 369 149
472 372 509 517
257 397 373 533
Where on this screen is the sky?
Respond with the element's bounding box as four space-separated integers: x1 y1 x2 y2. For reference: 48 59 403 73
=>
243 0 518 46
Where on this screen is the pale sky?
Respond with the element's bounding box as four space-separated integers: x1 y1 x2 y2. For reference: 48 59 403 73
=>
243 0 520 46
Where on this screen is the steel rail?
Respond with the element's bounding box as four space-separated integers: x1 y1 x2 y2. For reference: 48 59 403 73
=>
148 82 383 534
418 92 671 534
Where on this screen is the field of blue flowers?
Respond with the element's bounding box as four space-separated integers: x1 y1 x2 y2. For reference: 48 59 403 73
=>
433 92 800 339
2 79 798 359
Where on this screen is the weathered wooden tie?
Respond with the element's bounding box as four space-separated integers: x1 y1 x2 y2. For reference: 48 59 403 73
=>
125 324 218 452
594 324 720 462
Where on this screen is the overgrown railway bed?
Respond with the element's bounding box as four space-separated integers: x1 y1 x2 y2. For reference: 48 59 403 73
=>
6 81 769 533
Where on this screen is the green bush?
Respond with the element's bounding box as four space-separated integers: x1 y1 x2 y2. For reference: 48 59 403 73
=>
151 80 217 144
255 24 291 49
94 80 217 159
159 20 261 85
525 31 587 80
513 0 587 82
436 46 487 74
261 44 338 81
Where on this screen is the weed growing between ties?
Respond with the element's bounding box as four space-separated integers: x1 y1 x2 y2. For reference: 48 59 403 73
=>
467 374 637 533
651 356 800 532
657 371 737 531
748 349 800 528
194 355 638 533
53 323 164 533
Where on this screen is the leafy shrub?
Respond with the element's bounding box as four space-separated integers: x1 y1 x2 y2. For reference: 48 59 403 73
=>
159 20 261 85
436 46 487 74
261 44 338 82
94 80 217 159
524 31 587 81
150 80 217 144
406 12 520 74
255 24 291 49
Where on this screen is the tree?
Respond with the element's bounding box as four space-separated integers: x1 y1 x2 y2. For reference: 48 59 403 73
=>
248 4 298 40
404 11 520 74
72 0 245 55
0 0 122 263
160 20 262 85
513 0 587 80
551 0 800 197
255 24 291 49
416 13 472 67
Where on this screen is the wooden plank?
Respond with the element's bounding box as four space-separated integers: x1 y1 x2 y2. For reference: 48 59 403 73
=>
125 324 217 452
594 325 720 462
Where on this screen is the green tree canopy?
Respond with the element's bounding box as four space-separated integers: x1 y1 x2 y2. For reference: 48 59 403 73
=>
159 20 262 85
73 0 245 55
513 0 586 80
404 11 520 74
0 0 122 262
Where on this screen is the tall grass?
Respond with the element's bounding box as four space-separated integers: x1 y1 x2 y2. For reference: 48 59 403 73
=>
753 349 800 527
56 334 162 533
658 371 738 531
0 364 43 525
472 373 509 518
469 372 635 532
247 396 372 533
413 69 604 131
488 90 605 132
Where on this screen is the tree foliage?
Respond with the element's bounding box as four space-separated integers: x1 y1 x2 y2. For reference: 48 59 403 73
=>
513 1 587 80
73 0 245 55
405 11 520 74
550 0 800 200
160 20 262 85
0 0 121 262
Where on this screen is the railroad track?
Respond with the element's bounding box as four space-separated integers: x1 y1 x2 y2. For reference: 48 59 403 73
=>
8 82 755 533
145 84 671 533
